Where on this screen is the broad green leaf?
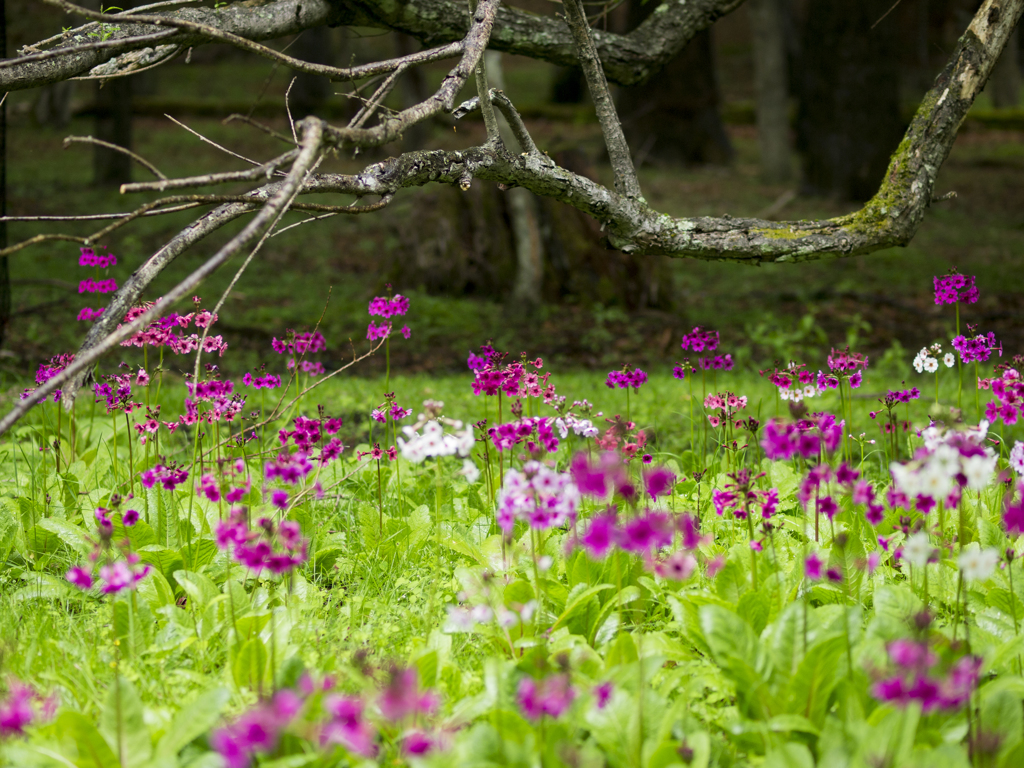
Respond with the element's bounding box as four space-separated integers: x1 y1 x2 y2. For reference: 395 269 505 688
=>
38 517 91 556
232 636 269 691
605 632 638 669
180 539 218 572
503 579 535 607
24 524 63 558
173 570 219 611
12 573 72 603
156 687 230 756
111 514 158 550
699 604 773 718
590 586 642 647
138 546 185 585
99 676 152 767
829 526 865 598
764 742 815 768
57 710 119 768
737 590 770 635
552 583 613 630
785 635 845 727
715 557 748 604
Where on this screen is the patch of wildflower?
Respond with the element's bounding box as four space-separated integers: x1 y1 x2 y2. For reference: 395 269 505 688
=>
496 461 580 535
871 638 981 713
488 416 559 455
20 353 75 402
605 364 647 390
518 674 576 721
366 292 411 341
981 366 1023 425
951 327 1000 364
889 421 997 511
761 412 844 460
0 680 56 738
679 326 719 353
140 463 189 491
119 298 228 356
211 688 304 768
397 402 476 463
65 507 153 594
215 509 309 574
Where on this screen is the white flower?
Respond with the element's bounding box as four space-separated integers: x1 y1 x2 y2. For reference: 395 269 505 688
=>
555 418 568 439
962 453 996 490
1010 441 1024 476
803 385 817 398
537 555 553 572
913 356 925 374
924 357 939 373
958 546 999 581
902 532 934 569
943 353 955 368
890 461 923 498
458 459 481 484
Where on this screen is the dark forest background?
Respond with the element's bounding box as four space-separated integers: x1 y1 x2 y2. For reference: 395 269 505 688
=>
0 0 1022 378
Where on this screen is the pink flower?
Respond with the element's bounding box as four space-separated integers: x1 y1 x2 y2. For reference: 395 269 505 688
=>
66 566 93 590
804 553 823 581
377 668 438 722
517 675 575 721
0 682 37 737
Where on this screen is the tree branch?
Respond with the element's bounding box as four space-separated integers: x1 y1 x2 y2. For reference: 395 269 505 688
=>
561 0 642 200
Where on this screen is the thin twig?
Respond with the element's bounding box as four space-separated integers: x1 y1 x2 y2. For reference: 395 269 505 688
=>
119 150 298 193
164 114 262 167
63 135 167 180
223 114 297 146
285 76 299 146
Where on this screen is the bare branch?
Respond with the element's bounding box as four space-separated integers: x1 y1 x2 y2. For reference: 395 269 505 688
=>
222 114 297 147
63 135 167 180
453 90 548 159
561 0 641 200
0 118 325 431
331 41 463 81
0 29 177 68
119 150 298 193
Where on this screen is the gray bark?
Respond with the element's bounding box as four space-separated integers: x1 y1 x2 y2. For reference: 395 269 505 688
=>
749 0 791 182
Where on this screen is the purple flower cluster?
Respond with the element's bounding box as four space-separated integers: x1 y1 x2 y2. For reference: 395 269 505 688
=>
488 417 559 454
680 326 719 353
872 639 981 713
140 464 189 491
368 294 410 319
981 367 1023 425
21 353 74 402
215 510 309 574
78 278 117 294
272 330 326 356
496 461 580 534
66 509 153 594
277 414 342 453
827 347 869 374
242 372 282 389
76 307 105 321
211 689 303 768
119 303 228 355
712 482 778 521
761 413 844 460
605 367 648 390
0 681 55 738
78 247 117 268
951 331 999 364
371 400 412 424
698 354 734 371
518 674 575 721
470 355 553 401
933 270 979 305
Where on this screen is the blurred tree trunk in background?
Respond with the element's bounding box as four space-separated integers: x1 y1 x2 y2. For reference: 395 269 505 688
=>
990 22 1020 107
485 51 544 307
290 26 335 116
91 0 134 186
617 1 732 166
795 0 904 201
93 77 133 186
749 0 791 182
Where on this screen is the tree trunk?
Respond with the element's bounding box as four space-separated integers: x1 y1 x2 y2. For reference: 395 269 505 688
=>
485 51 545 306
795 0 905 201
93 78 133 186
617 2 732 166
989 22 1020 108
749 0 791 183
290 26 335 117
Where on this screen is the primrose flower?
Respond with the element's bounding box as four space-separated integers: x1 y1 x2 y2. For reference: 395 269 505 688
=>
517 674 576 721
377 667 438 722
496 462 580 534
0 680 51 738
901 532 934 569
605 366 647 390
951 331 999 364
872 639 981 713
958 546 999 581
211 689 303 768
680 326 719 353
933 270 979 305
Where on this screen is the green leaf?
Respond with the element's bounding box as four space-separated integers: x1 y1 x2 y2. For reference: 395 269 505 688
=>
829 526 865 598
764 742 815 768
99 676 152 767
737 590 771 635
552 584 614 630
232 636 269 691
715 556 748 604
180 539 218 572
24 524 63 558
138 546 185 585
111 514 158 550
605 632 638 669
57 710 119 768
157 687 230 756
766 601 804 682
590 586 642 647
785 635 846 727
38 517 91 556
503 579 535 607
698 604 772 718
173 570 219 611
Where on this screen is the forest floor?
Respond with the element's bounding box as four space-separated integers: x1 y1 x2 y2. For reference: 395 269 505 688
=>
2 52 1023 388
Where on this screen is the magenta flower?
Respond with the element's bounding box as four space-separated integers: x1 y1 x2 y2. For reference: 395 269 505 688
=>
321 695 377 757
377 668 438 722
594 682 613 709
122 509 140 527
0 682 38 737
644 466 676 499
1005 499 1024 536
804 553 823 580
933 270 979 305
140 464 189 491
98 561 152 594
66 566 94 590
680 326 719 353
517 674 575 721
578 512 618 559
